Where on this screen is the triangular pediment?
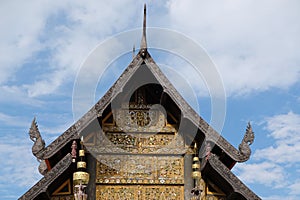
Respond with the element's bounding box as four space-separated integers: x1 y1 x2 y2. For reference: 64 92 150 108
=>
52 179 71 196
32 46 250 165
20 5 260 200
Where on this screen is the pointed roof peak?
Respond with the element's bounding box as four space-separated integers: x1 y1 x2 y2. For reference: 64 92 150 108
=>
140 3 147 53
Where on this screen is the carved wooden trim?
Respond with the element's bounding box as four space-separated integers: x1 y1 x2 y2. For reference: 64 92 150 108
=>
52 179 71 195
36 54 143 159
19 154 72 200
144 55 253 163
35 50 252 163
96 185 184 199
29 117 45 160
203 154 261 200
35 125 79 159
96 155 184 185
22 10 260 199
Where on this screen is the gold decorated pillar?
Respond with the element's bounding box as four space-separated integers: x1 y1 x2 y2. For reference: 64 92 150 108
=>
73 139 90 200
191 143 205 200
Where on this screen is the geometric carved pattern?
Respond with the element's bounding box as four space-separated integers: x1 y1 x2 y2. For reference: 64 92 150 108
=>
96 155 184 184
94 104 187 155
206 195 226 200
51 195 73 200
96 185 184 200
31 49 254 163
205 180 226 200
20 17 261 200
130 110 151 126
52 179 71 196
206 154 261 200
107 132 174 146
114 105 166 132
19 154 72 200
81 131 97 146
95 102 186 200
105 132 177 153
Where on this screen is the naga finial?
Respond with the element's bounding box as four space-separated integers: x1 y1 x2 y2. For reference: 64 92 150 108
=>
244 122 255 145
29 117 38 142
238 122 255 161
29 117 45 159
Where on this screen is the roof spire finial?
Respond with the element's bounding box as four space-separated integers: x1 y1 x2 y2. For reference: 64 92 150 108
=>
140 3 147 52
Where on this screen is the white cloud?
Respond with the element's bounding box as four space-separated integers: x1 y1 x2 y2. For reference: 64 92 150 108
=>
0 0 62 84
22 0 142 98
166 0 300 96
254 112 300 163
0 135 41 190
0 112 31 127
2 0 300 100
289 180 300 195
23 70 67 97
0 85 44 106
235 111 300 197
262 195 298 200
0 110 73 146
264 111 300 141
235 161 287 188
0 0 143 98
0 1 298 199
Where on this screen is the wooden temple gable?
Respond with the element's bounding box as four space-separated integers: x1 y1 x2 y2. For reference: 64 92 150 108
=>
87 85 190 199
20 4 260 200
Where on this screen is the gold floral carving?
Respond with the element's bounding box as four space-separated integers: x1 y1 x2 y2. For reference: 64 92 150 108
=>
96 185 184 200
51 195 73 200
105 132 180 153
96 155 184 184
113 105 166 132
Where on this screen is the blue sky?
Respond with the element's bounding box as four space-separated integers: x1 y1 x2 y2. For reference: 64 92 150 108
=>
0 0 299 199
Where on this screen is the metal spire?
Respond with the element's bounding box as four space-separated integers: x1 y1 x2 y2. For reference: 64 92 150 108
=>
140 4 147 51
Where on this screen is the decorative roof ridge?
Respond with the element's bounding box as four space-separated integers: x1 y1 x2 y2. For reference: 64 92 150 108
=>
94 53 145 114
30 5 149 160
19 153 72 200
31 4 253 164
32 41 253 165
143 55 254 163
202 153 261 200
34 124 79 159
34 54 145 160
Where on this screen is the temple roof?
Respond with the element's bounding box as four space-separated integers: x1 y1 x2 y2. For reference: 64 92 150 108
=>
20 5 259 200
19 154 72 200
202 154 260 200
31 37 254 163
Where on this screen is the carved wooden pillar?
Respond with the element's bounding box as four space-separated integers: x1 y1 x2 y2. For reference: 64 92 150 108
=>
184 153 193 199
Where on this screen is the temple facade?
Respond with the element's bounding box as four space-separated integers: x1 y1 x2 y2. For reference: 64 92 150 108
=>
20 5 260 200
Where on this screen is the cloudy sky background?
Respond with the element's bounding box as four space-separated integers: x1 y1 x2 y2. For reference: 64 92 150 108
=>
0 0 299 199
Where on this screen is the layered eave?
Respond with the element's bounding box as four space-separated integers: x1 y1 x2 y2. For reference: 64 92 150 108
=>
35 49 251 163
202 153 260 199
22 45 259 200
19 154 72 200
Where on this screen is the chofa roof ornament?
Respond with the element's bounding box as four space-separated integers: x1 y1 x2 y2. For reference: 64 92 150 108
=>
29 117 45 159
238 122 255 160
140 4 147 57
